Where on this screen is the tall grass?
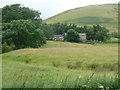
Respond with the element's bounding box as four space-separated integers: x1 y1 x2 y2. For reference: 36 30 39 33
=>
2 60 118 88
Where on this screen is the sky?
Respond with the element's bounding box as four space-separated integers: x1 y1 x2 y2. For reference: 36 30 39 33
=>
0 0 119 19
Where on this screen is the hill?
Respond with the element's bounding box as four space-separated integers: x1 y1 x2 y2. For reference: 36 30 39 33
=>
44 4 118 32
2 41 118 88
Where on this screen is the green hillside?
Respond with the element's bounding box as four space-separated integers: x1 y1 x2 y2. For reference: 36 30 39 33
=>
2 41 118 88
44 4 118 32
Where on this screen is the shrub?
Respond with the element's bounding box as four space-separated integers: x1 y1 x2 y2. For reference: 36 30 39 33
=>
2 42 15 53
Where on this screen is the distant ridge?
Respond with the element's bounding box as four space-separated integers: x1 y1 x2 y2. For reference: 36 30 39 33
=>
44 4 118 32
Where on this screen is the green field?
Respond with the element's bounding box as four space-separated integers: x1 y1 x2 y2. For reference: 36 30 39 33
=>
44 4 118 32
2 41 118 88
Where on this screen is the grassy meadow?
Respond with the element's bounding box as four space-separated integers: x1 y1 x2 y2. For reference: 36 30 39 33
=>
2 40 118 88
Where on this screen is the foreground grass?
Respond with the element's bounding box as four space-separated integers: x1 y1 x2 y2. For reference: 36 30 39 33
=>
2 41 118 88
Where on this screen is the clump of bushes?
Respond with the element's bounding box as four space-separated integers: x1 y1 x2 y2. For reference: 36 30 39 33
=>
2 42 15 53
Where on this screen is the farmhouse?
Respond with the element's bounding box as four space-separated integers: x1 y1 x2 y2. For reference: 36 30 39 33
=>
53 33 86 41
79 33 86 41
53 35 64 41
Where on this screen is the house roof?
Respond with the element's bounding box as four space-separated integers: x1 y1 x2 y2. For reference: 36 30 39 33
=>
79 33 86 36
54 35 64 37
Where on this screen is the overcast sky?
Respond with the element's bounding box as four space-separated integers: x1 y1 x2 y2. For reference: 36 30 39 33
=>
0 0 119 19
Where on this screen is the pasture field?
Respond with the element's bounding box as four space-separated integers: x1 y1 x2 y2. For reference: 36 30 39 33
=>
2 41 118 88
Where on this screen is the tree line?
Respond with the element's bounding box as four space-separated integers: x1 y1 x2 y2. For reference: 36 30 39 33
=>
2 4 111 53
40 23 110 42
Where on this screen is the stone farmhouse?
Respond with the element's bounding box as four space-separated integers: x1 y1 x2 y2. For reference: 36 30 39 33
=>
53 33 86 41
79 33 86 41
53 35 64 41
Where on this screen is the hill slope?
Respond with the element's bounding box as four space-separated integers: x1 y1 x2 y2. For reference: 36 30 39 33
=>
44 4 118 32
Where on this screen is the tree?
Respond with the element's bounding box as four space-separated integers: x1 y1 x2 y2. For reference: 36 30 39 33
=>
85 27 94 40
83 25 110 42
2 20 46 49
2 4 41 23
49 23 78 35
31 29 46 47
39 23 54 39
93 25 110 41
66 29 79 42
2 23 11 31
52 22 65 35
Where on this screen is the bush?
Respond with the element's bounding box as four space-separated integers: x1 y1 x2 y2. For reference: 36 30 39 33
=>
2 42 15 53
